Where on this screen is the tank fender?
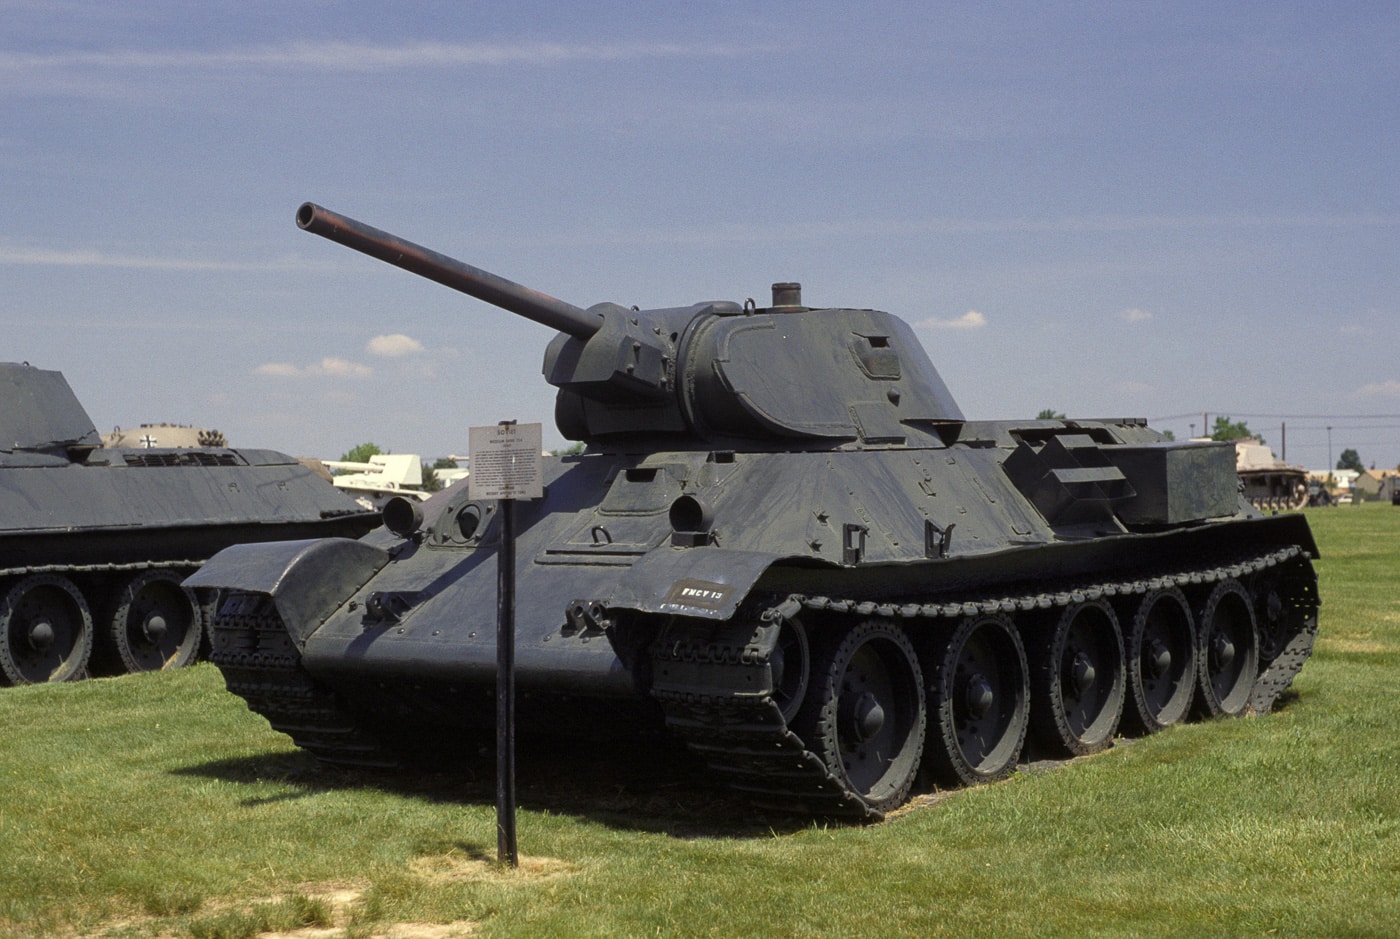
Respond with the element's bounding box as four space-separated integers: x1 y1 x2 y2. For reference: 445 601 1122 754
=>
606 547 789 619
184 538 390 646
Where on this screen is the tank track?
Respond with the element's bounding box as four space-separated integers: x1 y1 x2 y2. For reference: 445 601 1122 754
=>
0 558 203 579
208 548 1316 818
649 546 1317 821
208 592 398 767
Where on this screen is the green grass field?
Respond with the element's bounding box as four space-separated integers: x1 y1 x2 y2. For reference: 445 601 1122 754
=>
2 504 1397 938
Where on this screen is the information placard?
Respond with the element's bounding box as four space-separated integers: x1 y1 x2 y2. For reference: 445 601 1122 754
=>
468 422 544 501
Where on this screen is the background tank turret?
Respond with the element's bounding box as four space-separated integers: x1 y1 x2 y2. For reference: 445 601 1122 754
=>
190 205 1321 819
0 362 380 685
103 423 228 449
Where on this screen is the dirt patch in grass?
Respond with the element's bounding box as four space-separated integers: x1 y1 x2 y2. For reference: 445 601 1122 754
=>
409 853 577 884
248 856 573 939
254 887 476 939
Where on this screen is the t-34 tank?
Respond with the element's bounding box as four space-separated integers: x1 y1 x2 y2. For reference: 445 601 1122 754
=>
190 204 1320 819
0 362 380 685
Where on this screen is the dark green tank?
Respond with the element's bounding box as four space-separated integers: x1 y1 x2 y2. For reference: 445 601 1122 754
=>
189 204 1320 818
0 362 380 685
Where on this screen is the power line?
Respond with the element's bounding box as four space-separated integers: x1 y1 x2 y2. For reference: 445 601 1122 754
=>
1149 412 1400 423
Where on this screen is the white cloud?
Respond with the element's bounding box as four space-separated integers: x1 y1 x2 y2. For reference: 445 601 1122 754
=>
366 334 425 357
255 357 373 379
1120 308 1152 322
1356 379 1400 397
918 310 986 330
254 362 302 378
0 246 314 271
0 41 757 74
1119 380 1152 393
316 357 373 378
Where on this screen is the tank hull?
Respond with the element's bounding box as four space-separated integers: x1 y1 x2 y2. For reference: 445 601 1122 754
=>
197 431 1319 817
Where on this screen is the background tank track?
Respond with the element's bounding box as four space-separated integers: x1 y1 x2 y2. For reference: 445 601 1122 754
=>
210 546 1315 821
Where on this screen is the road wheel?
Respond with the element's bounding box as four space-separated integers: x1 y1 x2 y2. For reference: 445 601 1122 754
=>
798 620 925 814
1195 579 1259 717
1125 587 1197 732
0 574 94 685
926 614 1029 785
1031 599 1125 755
107 570 202 673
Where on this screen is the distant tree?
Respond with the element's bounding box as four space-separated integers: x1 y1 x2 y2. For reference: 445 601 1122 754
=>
1037 409 1066 420
1336 448 1364 473
1209 416 1258 444
1160 429 1176 441
551 441 586 456
421 456 461 494
339 442 384 465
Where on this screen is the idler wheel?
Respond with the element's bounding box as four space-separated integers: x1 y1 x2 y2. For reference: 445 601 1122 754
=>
796 620 925 814
1125 587 1197 733
105 570 202 675
0 574 94 685
925 614 1029 786
1030 599 1125 756
1194 579 1259 718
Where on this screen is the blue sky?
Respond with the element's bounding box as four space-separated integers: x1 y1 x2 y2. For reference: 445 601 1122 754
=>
3 2 1397 471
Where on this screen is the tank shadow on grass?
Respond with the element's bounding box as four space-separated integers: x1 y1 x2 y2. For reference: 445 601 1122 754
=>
176 685 1303 837
175 730 805 839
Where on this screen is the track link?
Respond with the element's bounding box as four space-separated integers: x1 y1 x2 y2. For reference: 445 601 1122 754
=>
208 592 397 767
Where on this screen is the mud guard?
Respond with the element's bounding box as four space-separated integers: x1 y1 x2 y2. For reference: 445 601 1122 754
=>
184 538 390 646
606 546 794 619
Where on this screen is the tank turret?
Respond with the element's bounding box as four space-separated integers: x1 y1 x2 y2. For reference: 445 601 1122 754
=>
2 363 103 462
297 203 962 444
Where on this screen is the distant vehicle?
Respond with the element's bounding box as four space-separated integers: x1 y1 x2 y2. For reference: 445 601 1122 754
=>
1306 479 1333 508
1234 438 1308 511
323 453 432 511
1 362 380 685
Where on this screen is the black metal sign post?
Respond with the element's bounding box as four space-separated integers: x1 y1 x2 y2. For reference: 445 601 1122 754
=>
496 492 517 867
468 421 543 869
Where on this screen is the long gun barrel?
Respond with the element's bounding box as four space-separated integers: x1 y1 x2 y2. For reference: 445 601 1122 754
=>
296 202 601 339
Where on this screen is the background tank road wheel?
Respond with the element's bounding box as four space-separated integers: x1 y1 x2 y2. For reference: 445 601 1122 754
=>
0 574 94 685
1126 587 1197 733
1195 579 1259 718
106 570 203 674
797 620 925 814
926 614 1029 786
1031 599 1126 756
